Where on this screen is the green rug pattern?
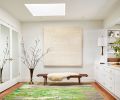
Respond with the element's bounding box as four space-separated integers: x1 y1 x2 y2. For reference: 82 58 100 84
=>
4 85 104 100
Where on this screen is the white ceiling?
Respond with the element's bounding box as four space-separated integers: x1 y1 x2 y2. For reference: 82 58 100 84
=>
0 0 119 22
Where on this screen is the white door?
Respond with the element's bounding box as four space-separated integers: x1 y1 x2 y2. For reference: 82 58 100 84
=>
11 30 19 78
0 24 10 82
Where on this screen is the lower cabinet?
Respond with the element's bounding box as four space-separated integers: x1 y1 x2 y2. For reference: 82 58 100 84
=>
95 65 120 99
115 70 120 98
105 68 115 93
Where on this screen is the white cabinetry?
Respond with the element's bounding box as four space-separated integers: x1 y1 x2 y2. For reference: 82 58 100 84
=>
105 68 115 93
95 65 120 99
115 70 120 98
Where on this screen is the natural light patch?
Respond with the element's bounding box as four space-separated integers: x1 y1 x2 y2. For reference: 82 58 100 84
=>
25 4 65 16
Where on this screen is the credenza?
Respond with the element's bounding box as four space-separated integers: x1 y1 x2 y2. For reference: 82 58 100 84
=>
95 64 120 99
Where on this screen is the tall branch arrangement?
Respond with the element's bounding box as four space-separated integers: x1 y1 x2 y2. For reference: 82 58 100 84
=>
21 39 49 69
0 37 9 83
21 39 49 84
0 37 9 69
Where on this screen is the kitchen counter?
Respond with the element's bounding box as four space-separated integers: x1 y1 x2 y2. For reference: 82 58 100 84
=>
105 63 120 71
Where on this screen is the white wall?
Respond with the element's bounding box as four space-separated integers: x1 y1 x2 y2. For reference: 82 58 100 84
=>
104 1 120 28
110 24 120 29
0 7 21 31
21 21 103 82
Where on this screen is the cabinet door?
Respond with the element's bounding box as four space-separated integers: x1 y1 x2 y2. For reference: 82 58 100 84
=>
95 65 106 86
115 70 120 98
95 65 102 83
95 66 115 94
100 67 107 86
105 68 115 93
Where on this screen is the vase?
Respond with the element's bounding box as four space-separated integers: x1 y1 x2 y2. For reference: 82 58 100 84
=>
29 68 34 84
0 68 3 83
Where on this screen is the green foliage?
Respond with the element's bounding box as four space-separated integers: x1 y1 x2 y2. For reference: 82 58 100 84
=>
112 38 120 58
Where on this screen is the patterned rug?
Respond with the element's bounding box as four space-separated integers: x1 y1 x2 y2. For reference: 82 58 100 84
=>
4 84 104 100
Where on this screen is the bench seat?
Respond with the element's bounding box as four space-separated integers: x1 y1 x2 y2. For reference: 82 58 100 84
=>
37 73 88 85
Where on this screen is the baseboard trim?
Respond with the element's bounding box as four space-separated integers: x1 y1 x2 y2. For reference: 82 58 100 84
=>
0 76 20 93
93 82 116 100
0 82 23 99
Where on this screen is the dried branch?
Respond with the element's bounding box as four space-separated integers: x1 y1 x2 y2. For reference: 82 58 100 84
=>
0 37 9 69
21 39 49 69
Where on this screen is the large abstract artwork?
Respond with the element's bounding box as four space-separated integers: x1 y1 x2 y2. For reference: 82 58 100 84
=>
44 26 83 67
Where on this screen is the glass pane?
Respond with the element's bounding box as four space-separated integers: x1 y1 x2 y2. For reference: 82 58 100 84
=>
12 30 19 78
0 24 10 83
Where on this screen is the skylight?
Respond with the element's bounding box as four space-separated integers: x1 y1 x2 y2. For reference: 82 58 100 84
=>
25 4 65 16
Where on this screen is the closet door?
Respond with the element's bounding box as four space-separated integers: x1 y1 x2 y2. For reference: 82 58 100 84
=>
0 24 10 82
11 30 19 78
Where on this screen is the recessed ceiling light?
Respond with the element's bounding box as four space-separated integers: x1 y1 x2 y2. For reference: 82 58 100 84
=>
25 4 65 16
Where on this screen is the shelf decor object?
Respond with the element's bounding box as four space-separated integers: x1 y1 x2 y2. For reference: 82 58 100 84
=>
98 36 107 55
111 38 120 58
107 30 120 65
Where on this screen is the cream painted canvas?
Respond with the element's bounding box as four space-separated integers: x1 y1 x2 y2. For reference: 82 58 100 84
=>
44 26 82 67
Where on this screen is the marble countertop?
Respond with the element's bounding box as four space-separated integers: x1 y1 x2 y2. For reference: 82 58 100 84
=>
106 64 120 70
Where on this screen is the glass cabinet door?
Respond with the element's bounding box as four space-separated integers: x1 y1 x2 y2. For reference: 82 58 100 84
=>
12 30 19 78
0 24 10 83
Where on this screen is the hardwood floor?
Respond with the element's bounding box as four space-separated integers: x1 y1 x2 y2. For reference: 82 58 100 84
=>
0 83 23 100
0 82 116 100
92 82 116 100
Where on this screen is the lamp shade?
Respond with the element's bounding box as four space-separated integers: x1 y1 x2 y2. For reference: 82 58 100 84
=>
98 36 107 46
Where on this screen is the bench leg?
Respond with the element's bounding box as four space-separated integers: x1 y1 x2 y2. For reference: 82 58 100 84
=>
78 77 82 84
44 77 47 85
78 78 80 84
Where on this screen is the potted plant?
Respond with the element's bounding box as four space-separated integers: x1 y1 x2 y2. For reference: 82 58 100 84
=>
21 39 49 84
112 38 120 58
108 38 120 64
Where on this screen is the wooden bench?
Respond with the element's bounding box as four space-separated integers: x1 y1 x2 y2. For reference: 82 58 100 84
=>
37 73 88 85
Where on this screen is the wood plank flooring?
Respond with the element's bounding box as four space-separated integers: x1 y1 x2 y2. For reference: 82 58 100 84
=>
92 82 116 100
0 83 23 100
0 82 116 100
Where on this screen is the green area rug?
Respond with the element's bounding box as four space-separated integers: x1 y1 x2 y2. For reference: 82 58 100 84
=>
4 84 104 100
